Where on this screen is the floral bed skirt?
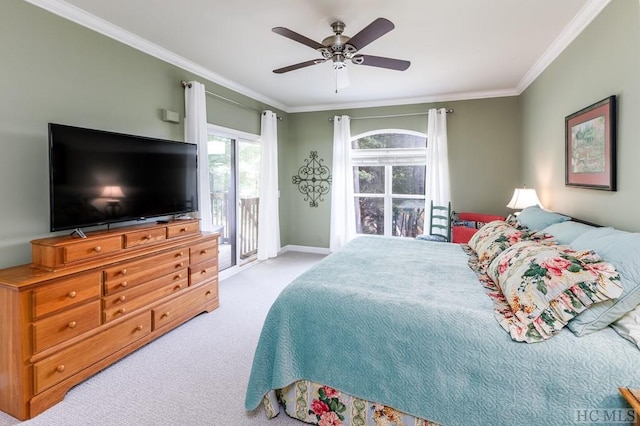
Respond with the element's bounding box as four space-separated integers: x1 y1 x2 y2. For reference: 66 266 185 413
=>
262 380 441 426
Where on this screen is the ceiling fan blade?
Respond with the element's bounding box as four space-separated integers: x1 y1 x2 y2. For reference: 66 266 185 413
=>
272 27 325 50
346 18 395 51
352 54 410 71
273 58 327 74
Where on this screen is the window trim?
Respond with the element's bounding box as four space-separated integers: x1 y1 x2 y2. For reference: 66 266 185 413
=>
350 129 428 237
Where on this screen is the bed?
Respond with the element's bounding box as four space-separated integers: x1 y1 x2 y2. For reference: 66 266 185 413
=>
245 206 640 426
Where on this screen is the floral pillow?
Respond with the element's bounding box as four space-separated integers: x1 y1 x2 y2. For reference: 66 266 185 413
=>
467 220 550 269
486 241 622 342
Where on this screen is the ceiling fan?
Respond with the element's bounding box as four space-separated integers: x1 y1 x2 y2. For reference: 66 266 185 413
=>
272 18 410 90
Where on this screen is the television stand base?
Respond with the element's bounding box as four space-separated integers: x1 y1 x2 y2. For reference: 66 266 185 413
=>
70 228 87 239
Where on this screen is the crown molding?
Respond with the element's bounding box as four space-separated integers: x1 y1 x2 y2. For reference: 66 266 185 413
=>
286 88 520 113
516 0 612 94
23 0 289 112
25 0 610 113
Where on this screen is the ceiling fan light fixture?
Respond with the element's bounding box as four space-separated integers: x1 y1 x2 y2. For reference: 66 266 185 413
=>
333 54 347 70
335 66 350 89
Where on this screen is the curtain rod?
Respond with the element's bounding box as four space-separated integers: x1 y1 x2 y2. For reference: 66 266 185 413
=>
181 81 282 121
328 109 454 121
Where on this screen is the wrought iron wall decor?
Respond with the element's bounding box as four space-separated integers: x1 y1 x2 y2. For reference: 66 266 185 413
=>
292 151 332 207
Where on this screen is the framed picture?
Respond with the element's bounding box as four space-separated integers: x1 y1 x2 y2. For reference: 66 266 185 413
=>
565 95 617 191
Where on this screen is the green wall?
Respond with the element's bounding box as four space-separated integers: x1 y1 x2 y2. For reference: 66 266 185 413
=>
283 98 520 247
0 0 284 268
520 0 640 230
8 0 624 266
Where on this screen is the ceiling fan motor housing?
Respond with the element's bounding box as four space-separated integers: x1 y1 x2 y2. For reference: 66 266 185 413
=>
320 21 358 65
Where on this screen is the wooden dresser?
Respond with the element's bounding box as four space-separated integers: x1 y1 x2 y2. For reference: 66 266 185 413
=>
0 219 220 420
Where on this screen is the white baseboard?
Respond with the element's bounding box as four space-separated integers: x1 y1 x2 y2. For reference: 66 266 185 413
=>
280 245 330 255
220 245 329 281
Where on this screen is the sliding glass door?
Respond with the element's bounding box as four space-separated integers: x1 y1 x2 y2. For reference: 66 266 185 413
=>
207 129 261 271
208 135 235 270
237 141 260 263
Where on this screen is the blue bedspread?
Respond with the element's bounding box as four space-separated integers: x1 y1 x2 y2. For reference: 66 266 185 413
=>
245 236 640 426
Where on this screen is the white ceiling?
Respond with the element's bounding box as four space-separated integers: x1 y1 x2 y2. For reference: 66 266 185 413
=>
28 0 610 113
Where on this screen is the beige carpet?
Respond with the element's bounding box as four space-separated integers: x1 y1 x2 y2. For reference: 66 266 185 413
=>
0 251 325 426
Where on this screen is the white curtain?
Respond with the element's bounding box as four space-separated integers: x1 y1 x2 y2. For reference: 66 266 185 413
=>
184 81 213 232
329 115 355 252
257 110 281 260
424 108 451 234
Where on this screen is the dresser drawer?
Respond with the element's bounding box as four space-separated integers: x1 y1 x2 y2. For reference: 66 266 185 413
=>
189 239 218 266
63 236 122 264
189 259 218 287
33 312 151 394
33 300 101 353
32 272 102 319
166 221 199 239
103 248 188 295
152 280 218 330
103 271 188 323
123 228 166 249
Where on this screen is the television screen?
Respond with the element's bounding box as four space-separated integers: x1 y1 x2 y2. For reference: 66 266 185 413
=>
49 123 198 232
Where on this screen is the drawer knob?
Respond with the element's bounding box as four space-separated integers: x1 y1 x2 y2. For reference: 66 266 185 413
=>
135 325 144 331
174 274 182 280
93 246 102 253
118 295 126 302
176 251 184 257
118 308 126 315
68 291 77 298
121 281 128 288
200 270 207 275
145 234 152 240
174 284 183 290
120 269 128 276
161 312 170 319
205 290 212 296
180 227 187 232
200 249 207 254
56 365 65 373
176 262 184 268
67 321 77 329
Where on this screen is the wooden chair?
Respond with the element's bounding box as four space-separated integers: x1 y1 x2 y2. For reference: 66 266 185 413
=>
428 200 451 242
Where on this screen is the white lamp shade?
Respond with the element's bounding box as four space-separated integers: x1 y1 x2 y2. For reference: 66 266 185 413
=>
506 188 542 210
101 185 125 199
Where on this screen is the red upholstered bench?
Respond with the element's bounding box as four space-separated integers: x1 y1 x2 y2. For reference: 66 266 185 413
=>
452 212 505 244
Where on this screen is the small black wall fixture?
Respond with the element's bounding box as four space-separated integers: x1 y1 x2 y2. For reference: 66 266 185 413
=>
292 151 332 207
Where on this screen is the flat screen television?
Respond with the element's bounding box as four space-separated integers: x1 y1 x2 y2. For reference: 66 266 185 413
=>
49 123 198 232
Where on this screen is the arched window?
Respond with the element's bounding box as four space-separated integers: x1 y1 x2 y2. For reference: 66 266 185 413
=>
351 130 427 237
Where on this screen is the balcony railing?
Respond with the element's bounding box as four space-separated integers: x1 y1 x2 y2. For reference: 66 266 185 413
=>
210 192 259 260
211 192 231 243
239 197 259 259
